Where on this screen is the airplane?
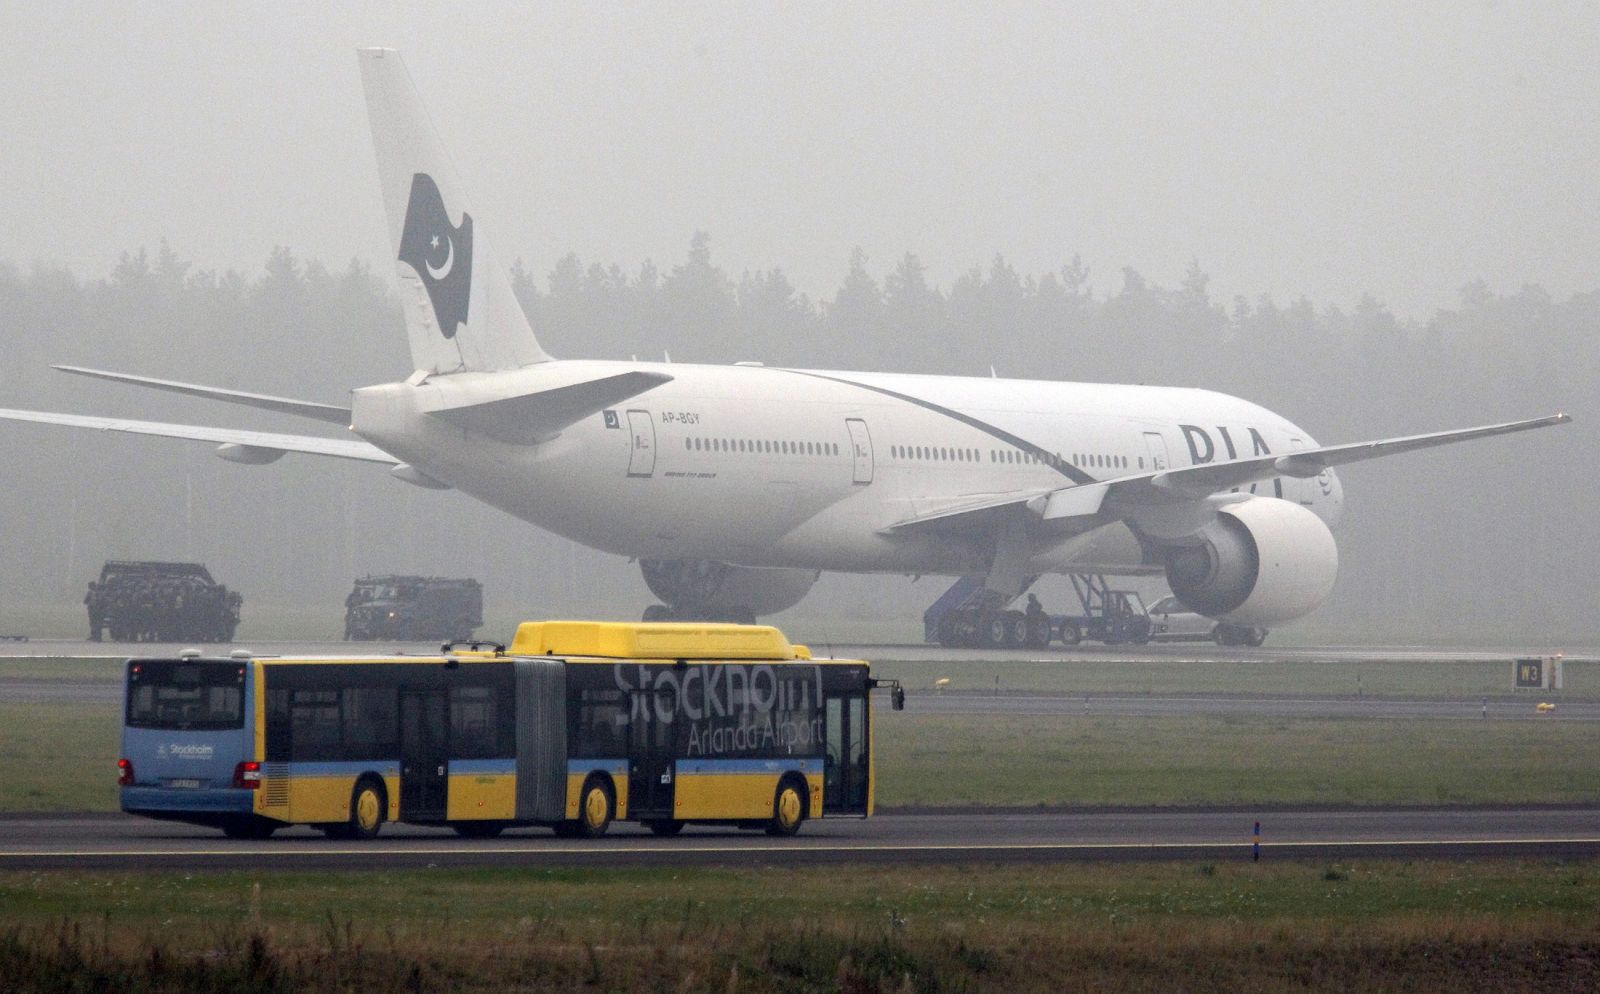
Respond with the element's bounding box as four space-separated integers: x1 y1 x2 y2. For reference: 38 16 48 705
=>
0 48 1571 645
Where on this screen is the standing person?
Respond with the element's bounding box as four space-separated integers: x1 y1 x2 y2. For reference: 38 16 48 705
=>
344 585 363 640
222 589 242 643
84 581 104 641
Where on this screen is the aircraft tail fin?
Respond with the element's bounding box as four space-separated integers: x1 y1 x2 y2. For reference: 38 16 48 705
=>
358 47 552 374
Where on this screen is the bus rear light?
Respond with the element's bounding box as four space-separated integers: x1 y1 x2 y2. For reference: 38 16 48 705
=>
232 761 262 789
117 758 134 786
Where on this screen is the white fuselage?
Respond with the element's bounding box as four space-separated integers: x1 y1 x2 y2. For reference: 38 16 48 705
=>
351 361 1345 577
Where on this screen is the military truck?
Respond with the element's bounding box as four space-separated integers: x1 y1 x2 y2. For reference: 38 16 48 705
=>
88 561 241 643
343 575 482 642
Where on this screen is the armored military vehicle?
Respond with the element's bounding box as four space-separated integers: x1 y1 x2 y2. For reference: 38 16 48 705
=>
88 561 241 643
343 575 482 642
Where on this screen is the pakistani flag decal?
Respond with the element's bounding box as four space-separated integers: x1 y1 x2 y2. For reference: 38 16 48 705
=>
398 173 473 338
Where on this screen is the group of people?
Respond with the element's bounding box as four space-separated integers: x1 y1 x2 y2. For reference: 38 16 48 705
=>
84 576 242 643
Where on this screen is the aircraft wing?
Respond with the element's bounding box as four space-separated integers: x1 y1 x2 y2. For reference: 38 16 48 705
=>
0 408 397 465
52 365 351 425
885 413 1572 532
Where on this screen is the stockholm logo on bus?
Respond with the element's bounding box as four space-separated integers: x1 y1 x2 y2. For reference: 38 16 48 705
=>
397 172 473 338
612 662 825 758
1180 424 1286 498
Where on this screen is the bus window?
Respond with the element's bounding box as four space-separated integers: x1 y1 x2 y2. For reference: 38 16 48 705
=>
572 687 628 758
342 686 398 761
449 685 503 759
289 690 341 759
125 661 245 731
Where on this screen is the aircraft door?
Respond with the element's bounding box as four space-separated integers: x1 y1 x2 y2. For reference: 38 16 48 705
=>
626 409 656 478
845 418 874 485
1142 431 1170 471
399 689 449 821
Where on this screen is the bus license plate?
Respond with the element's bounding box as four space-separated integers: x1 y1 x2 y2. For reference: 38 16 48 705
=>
166 778 202 789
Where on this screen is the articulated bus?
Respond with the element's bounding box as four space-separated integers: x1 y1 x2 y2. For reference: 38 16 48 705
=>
119 622 901 839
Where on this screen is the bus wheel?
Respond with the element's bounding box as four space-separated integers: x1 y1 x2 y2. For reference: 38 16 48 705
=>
577 776 614 838
343 778 386 840
645 819 685 837
453 820 507 839
765 777 807 836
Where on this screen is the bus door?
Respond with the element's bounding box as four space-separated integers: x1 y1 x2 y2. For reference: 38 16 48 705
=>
627 689 675 818
399 688 449 820
824 690 869 815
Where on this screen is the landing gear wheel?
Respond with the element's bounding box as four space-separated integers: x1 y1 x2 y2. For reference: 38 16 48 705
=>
765 779 806 836
1024 614 1053 649
1245 628 1268 647
980 613 1008 649
645 819 685 836
1003 611 1027 649
642 604 670 622
575 776 614 838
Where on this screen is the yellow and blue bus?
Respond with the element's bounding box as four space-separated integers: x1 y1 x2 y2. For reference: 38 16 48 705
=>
119 621 900 840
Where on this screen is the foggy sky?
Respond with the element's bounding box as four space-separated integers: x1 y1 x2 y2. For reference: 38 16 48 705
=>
4 1 1598 320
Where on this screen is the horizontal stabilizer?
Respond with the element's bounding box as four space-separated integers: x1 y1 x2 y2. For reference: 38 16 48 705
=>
53 365 350 426
428 371 673 444
0 408 395 465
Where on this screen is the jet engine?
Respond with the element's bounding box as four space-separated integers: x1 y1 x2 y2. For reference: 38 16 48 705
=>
639 559 819 623
1162 497 1338 627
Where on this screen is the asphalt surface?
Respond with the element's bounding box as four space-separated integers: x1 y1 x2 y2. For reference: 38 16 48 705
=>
1 807 1595 871
3 638 1596 664
906 691 1600 721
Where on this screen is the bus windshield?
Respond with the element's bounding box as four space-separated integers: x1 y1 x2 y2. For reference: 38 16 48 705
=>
126 660 247 730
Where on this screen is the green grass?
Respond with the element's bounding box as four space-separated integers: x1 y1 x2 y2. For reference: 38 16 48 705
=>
1 861 1598 992
0 702 119 813
874 712 1600 807
0 657 125 681
3 692 1597 813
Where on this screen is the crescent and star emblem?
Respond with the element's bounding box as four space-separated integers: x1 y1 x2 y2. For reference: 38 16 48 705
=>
427 233 454 280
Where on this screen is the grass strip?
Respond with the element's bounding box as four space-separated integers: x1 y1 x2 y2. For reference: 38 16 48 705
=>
1 860 1597 992
4 700 1598 813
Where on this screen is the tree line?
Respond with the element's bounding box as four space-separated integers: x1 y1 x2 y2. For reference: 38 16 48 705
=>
0 236 1587 641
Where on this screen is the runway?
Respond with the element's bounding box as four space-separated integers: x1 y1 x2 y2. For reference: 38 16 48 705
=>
2 638 1596 664
906 691 1600 721
1 807 1595 871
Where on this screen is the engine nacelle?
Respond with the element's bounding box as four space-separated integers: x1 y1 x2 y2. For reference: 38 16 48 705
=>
640 559 819 618
1162 497 1338 627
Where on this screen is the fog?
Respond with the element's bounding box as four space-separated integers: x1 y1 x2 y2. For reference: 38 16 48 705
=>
0 3 1593 644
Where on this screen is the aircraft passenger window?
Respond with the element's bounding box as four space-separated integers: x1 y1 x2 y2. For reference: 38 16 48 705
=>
685 439 691 450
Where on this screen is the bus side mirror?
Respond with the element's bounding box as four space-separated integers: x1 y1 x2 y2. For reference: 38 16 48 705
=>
892 686 905 711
